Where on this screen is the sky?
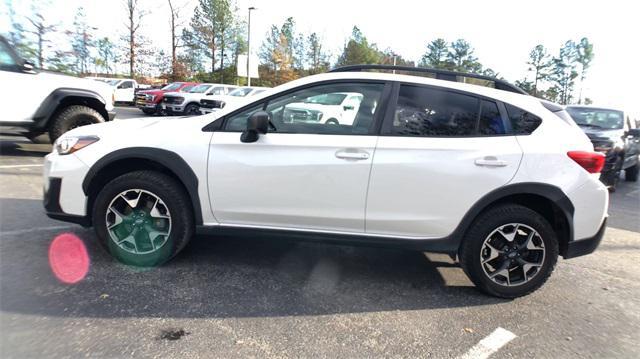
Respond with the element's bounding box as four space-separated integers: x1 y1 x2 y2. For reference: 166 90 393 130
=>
2 0 639 119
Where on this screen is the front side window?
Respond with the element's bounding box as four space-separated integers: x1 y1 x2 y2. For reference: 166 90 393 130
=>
208 87 226 95
120 81 134 89
229 88 253 97
263 83 384 135
224 83 384 135
388 85 479 137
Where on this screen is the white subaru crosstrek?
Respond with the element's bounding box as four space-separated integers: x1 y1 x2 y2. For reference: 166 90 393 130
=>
43 65 608 298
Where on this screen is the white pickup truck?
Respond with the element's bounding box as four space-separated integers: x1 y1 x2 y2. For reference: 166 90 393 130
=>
162 83 237 116
0 36 116 143
86 77 149 103
283 92 364 125
199 86 268 114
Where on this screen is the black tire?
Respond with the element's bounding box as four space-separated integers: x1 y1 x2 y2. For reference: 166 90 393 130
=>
183 103 200 116
325 118 339 125
459 204 559 298
142 108 156 115
625 162 639 182
48 105 105 142
92 171 194 267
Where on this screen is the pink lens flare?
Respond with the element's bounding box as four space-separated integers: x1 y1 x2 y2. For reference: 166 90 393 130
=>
48 233 90 284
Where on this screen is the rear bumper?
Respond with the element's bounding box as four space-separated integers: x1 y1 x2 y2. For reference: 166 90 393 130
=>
564 218 607 259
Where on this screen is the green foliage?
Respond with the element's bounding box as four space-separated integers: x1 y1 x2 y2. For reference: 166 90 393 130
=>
336 26 382 66
527 44 551 96
419 38 448 69
446 39 481 72
575 37 594 104
70 7 94 74
550 40 579 104
95 37 117 74
306 32 329 74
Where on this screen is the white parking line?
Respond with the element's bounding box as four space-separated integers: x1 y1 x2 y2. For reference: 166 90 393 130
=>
457 327 517 359
0 225 74 236
0 164 43 169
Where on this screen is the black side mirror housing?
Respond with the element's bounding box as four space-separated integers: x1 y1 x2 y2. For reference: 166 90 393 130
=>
241 111 270 143
21 61 36 73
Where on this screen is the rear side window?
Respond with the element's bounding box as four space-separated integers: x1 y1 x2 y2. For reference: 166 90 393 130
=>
504 103 542 135
389 85 479 136
479 100 506 135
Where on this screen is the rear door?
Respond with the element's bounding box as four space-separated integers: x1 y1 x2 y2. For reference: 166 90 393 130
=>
208 81 389 232
366 83 522 238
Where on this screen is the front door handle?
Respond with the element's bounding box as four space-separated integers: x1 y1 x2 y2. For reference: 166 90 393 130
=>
335 150 370 160
475 156 508 167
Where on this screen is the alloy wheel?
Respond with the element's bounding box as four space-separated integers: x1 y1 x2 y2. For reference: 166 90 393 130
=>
480 223 545 286
105 189 172 255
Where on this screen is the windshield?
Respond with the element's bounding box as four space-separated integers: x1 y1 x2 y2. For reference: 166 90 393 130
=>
189 84 212 93
304 93 347 105
229 88 253 97
162 83 183 91
566 107 624 129
106 79 120 86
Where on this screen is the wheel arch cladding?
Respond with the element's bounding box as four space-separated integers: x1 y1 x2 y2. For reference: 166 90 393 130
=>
33 88 109 131
454 183 574 257
82 148 203 226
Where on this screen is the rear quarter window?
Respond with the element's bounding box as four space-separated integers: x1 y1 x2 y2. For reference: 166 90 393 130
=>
504 103 542 135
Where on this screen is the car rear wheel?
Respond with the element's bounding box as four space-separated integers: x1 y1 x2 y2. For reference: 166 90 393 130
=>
459 204 559 298
625 163 638 182
48 105 105 142
142 108 156 115
92 171 194 267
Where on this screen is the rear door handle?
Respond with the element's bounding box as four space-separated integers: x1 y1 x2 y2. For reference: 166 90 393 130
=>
475 156 508 167
335 150 370 160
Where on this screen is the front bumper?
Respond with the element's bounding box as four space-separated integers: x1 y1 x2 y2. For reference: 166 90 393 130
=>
564 218 607 259
163 104 185 113
44 177 90 226
107 110 117 121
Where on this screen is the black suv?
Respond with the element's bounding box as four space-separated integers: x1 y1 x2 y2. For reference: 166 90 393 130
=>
566 105 640 190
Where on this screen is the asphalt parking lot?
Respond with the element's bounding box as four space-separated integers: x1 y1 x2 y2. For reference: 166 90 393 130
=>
0 107 639 358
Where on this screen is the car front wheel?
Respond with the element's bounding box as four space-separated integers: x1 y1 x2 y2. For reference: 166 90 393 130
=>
459 204 559 298
92 171 194 267
48 105 105 142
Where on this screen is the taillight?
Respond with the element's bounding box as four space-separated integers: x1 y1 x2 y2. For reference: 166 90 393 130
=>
567 151 606 174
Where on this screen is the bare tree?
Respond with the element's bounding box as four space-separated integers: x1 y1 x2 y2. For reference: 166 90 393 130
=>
167 0 189 80
26 12 56 68
124 0 147 77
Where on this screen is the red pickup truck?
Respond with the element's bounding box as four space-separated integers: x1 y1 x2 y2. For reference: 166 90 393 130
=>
135 82 198 115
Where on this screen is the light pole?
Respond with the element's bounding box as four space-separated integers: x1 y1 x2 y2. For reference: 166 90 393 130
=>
247 6 256 86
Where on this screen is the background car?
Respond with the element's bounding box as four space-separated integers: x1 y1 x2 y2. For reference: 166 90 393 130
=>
162 83 237 116
135 82 198 115
199 86 268 114
566 105 640 190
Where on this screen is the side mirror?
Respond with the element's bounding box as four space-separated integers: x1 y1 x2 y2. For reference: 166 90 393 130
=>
22 61 36 73
343 105 355 111
241 111 270 143
628 128 640 138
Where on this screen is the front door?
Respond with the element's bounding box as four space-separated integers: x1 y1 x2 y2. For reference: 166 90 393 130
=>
208 81 387 233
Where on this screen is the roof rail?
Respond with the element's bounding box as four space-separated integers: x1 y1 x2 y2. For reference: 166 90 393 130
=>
329 64 528 95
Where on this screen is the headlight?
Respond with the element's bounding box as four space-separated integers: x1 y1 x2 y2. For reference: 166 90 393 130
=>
55 136 100 155
145 94 155 101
